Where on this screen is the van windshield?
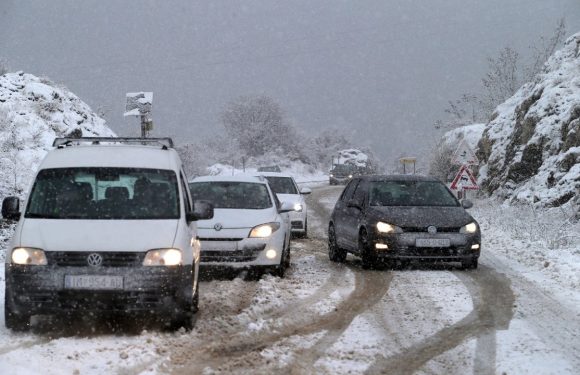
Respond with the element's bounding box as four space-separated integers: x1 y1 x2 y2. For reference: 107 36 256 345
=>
25 168 180 219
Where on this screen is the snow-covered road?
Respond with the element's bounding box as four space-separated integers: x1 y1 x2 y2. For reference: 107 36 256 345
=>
0 186 578 374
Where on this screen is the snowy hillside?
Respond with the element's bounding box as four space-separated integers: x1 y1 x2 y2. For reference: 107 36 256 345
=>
477 32 580 206
0 72 115 196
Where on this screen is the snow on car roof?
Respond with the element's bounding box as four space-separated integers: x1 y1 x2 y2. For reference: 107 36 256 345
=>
190 175 266 184
40 144 182 170
255 171 295 178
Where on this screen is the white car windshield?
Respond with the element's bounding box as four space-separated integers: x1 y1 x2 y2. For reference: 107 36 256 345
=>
264 177 298 195
25 168 180 219
190 181 272 209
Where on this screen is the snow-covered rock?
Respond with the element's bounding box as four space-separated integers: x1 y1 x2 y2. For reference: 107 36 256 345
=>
441 123 486 151
336 149 369 167
477 32 580 206
0 72 115 196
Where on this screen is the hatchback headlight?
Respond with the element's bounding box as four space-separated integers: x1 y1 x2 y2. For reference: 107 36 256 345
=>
11 247 47 265
460 222 478 234
376 222 402 234
249 222 280 238
143 248 182 266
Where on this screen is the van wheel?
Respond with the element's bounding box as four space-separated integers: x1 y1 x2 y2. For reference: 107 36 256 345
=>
5 293 31 332
192 282 199 313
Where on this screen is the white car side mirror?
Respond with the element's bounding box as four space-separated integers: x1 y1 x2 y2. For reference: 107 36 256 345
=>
278 201 295 213
300 187 312 195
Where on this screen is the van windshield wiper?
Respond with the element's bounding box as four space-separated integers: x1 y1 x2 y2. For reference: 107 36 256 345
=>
25 213 62 219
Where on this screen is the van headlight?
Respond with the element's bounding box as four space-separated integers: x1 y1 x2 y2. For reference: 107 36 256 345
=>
376 222 402 234
249 222 280 238
460 222 478 234
143 248 182 266
11 247 47 265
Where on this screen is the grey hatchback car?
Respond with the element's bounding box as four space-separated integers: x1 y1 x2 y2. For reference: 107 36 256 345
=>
328 175 481 269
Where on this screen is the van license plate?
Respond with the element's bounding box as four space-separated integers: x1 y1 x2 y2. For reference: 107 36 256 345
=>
64 275 124 290
416 239 450 248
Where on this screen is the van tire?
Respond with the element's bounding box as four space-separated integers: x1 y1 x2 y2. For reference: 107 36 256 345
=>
5 293 31 332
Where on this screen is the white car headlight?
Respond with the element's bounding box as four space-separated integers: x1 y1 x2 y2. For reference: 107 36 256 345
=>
11 247 47 265
376 222 401 234
249 222 280 238
293 203 303 212
143 248 182 266
460 222 478 234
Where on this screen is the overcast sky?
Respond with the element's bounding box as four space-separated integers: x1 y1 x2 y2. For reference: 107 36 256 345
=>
1 0 579 166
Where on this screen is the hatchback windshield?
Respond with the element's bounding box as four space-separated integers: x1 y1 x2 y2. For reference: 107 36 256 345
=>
369 181 459 207
189 181 272 209
264 177 298 195
25 168 180 219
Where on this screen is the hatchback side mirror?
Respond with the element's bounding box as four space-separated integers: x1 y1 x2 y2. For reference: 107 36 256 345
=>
461 199 473 209
300 187 312 195
188 200 214 222
2 197 21 221
347 199 362 210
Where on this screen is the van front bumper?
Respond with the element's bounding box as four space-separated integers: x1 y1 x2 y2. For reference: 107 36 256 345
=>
4 264 195 315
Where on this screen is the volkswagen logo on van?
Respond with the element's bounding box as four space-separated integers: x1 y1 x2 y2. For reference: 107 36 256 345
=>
214 223 223 231
87 253 103 267
427 226 437 234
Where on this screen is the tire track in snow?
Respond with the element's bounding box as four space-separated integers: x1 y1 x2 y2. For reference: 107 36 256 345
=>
364 265 514 375
287 268 393 375
166 265 389 374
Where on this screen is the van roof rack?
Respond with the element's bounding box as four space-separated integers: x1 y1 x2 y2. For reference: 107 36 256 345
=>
53 137 174 149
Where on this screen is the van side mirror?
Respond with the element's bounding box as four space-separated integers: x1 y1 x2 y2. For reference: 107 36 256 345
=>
2 197 21 221
187 200 214 222
461 199 473 209
300 187 312 195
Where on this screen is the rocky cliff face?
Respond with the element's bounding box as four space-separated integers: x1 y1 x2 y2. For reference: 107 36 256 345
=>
477 32 580 206
0 72 115 196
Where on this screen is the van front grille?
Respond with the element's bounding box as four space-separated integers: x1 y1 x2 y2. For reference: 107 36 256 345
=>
46 252 144 267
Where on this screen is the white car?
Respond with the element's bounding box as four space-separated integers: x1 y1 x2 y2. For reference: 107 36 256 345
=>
257 172 311 238
1 137 213 331
189 175 294 277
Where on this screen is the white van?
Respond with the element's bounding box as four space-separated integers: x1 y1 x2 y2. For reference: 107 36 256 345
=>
1 137 213 331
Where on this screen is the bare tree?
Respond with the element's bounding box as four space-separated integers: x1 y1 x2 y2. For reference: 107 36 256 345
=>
481 47 521 116
221 95 298 157
525 18 566 81
434 18 568 131
0 58 8 75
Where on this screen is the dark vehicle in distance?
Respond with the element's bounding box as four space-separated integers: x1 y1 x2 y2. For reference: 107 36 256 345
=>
328 175 480 269
329 164 359 185
257 165 282 173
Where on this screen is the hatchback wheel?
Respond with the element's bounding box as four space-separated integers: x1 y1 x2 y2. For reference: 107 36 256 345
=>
359 229 377 270
328 225 346 262
461 257 478 270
